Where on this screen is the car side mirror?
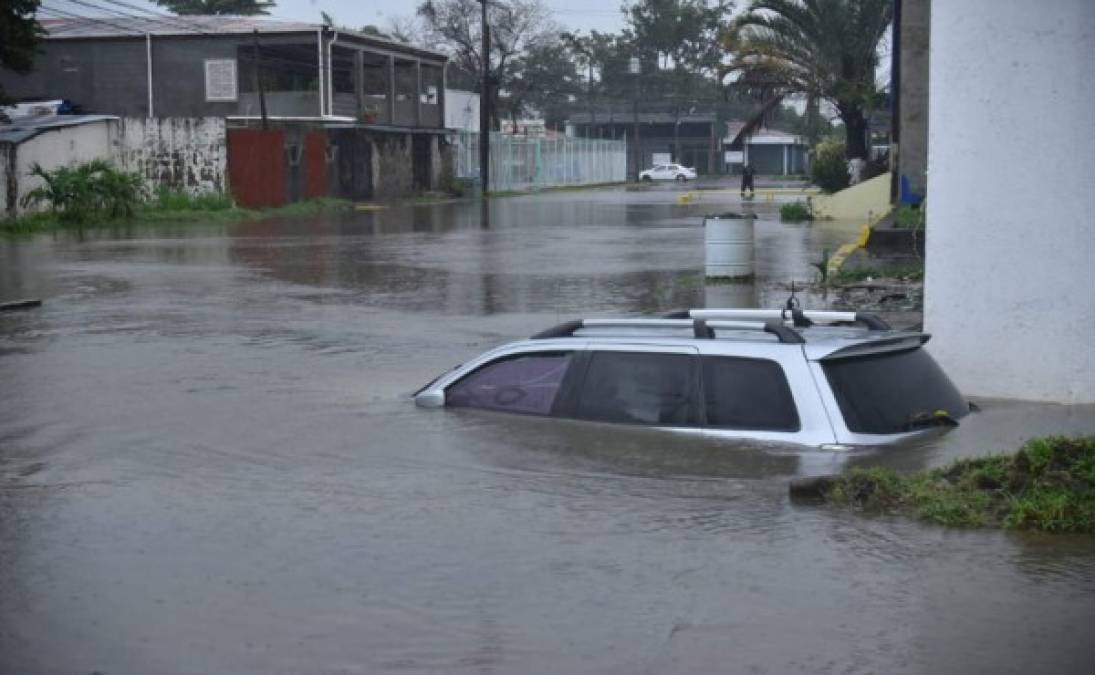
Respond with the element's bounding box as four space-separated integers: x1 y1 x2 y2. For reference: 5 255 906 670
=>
415 390 445 408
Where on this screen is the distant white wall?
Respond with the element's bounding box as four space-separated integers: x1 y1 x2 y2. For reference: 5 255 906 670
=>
116 117 226 194
4 117 228 216
14 121 114 213
924 0 1095 403
445 89 479 132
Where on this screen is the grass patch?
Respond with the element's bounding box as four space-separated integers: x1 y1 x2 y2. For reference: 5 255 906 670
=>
822 436 1095 532
894 203 925 229
2 194 352 236
829 264 924 284
150 187 234 211
780 201 813 222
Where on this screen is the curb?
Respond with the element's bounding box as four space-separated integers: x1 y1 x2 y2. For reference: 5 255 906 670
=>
826 209 892 277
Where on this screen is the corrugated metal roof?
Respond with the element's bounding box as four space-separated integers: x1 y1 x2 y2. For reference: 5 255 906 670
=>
0 114 118 145
39 16 448 60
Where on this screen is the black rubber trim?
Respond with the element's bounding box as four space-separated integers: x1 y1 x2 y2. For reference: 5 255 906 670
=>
693 319 714 339
854 313 891 330
662 310 691 319
530 320 583 339
785 308 814 327
764 320 805 344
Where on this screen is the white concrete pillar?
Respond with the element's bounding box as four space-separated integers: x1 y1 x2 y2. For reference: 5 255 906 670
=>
924 0 1095 403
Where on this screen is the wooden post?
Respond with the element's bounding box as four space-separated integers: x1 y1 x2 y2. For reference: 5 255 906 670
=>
414 60 422 127
252 30 268 130
387 55 396 124
354 49 365 121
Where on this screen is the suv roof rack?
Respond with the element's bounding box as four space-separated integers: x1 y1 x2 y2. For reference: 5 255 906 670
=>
662 308 891 331
530 317 806 344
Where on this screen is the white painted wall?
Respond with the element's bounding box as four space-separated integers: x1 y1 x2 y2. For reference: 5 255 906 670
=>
924 0 1095 403
116 117 227 194
445 89 479 132
15 121 115 213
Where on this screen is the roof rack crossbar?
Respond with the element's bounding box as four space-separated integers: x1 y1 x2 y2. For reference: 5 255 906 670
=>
671 308 891 331
531 316 807 344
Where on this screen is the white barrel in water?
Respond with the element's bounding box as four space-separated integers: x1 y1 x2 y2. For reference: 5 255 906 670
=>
705 214 754 279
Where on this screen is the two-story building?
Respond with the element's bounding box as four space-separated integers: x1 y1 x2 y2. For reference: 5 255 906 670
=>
0 16 452 203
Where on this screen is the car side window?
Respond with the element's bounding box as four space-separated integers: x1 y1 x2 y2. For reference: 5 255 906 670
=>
447 352 572 416
669 164 680 171
701 356 800 431
575 351 698 426
653 164 665 171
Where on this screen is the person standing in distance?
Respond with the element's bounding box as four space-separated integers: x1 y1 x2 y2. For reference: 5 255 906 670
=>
741 164 756 198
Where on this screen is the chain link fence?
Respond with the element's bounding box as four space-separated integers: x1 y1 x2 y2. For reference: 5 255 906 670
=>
453 132 627 192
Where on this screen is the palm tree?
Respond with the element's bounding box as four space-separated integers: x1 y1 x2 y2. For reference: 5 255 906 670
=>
721 0 892 160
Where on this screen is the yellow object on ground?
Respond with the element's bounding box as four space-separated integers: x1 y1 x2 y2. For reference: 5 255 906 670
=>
810 172 891 222
354 203 388 211
826 215 890 278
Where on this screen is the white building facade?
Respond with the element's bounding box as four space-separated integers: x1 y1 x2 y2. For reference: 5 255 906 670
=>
924 0 1095 403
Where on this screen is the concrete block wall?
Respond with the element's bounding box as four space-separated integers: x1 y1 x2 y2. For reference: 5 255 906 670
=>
116 117 227 194
8 120 115 215
897 0 930 197
924 0 1095 403
372 133 413 199
1 145 11 215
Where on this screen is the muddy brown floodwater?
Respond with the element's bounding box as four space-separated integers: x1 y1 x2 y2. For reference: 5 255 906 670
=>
2 186 1095 674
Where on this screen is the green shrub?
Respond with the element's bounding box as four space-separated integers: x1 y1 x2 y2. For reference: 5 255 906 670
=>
780 201 813 222
151 187 234 211
810 139 850 194
20 160 145 224
894 203 925 229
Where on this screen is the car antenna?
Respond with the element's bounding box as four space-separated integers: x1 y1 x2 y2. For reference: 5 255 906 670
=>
785 281 801 310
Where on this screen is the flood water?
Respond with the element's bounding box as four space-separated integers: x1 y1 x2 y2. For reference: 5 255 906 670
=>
2 186 1094 674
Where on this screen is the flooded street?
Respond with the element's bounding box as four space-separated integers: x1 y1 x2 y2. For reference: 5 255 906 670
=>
2 186 1094 674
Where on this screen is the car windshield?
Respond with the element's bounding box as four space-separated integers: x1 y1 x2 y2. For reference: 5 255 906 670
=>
822 347 969 434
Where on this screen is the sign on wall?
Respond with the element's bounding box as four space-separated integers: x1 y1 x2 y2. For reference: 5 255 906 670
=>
204 59 238 102
724 150 744 164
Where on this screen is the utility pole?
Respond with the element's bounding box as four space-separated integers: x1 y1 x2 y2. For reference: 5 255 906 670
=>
478 0 491 196
890 0 902 202
629 56 641 181
252 30 268 130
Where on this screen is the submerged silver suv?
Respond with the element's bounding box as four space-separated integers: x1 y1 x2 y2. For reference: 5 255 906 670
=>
414 308 970 449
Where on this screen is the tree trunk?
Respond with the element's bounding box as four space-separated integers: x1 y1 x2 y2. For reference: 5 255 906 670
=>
840 107 870 160
805 93 819 147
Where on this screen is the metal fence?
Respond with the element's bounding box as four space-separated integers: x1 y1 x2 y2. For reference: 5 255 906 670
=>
453 131 627 192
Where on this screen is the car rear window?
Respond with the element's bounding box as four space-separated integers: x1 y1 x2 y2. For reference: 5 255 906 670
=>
822 347 968 434
575 351 698 426
702 357 799 431
447 352 572 416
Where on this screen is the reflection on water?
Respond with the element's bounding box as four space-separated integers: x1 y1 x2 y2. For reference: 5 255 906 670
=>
2 187 1095 674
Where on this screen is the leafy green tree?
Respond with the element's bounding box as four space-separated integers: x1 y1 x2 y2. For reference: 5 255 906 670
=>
623 0 734 158
722 0 892 160
417 0 557 129
0 0 43 106
153 0 276 15
504 42 580 128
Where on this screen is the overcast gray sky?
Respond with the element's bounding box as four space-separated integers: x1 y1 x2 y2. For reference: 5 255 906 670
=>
46 0 628 34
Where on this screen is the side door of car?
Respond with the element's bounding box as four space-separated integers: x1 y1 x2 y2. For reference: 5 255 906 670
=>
695 342 836 446
553 345 704 432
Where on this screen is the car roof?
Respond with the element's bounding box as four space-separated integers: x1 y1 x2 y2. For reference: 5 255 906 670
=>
521 309 928 361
